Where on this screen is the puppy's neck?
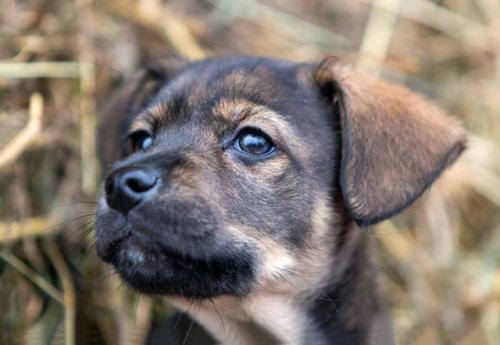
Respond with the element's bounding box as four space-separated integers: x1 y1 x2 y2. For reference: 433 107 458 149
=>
168 223 393 345
172 294 306 345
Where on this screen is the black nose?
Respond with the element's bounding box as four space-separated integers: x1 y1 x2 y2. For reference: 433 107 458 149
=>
105 167 159 214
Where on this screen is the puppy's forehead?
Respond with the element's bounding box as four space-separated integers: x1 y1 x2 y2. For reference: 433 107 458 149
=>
142 57 313 126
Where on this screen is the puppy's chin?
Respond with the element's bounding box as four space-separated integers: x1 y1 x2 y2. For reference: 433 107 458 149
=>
95 206 256 298
109 235 255 297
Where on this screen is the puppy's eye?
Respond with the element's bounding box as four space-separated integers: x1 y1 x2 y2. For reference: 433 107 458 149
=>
129 130 154 152
234 129 275 156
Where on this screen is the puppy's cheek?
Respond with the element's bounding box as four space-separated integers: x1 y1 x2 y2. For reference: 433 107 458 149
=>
224 225 293 291
256 243 297 291
94 199 130 262
234 197 336 295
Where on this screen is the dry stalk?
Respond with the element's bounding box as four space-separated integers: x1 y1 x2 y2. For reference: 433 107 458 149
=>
205 0 351 49
0 62 81 78
358 0 402 74
475 0 500 90
107 0 207 59
0 93 44 170
359 0 495 50
77 0 99 197
43 239 76 345
0 217 56 244
0 249 64 304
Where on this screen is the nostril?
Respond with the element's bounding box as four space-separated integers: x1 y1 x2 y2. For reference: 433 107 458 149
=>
104 178 114 196
125 174 157 193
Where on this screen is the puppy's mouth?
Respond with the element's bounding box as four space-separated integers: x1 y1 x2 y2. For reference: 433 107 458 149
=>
111 234 214 273
95 207 256 297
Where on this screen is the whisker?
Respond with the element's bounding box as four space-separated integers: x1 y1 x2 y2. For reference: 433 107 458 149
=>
46 213 96 236
51 201 98 209
173 299 195 334
73 241 98 273
209 298 225 335
181 305 200 345
68 219 95 244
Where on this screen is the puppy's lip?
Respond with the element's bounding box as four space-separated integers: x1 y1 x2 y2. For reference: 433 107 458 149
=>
114 233 208 270
96 235 128 263
124 247 146 264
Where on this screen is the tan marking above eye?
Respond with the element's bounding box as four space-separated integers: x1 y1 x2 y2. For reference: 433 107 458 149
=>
213 99 296 144
212 98 257 121
128 122 150 135
149 102 170 124
239 110 294 144
128 102 170 134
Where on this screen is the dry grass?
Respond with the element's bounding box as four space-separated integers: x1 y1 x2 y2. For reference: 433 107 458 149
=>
0 0 499 344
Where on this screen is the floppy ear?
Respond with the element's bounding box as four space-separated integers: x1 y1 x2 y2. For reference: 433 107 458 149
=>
314 57 466 226
99 56 188 166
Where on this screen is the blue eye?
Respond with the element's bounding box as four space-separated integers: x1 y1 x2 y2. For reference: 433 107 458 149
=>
235 129 275 156
129 130 153 151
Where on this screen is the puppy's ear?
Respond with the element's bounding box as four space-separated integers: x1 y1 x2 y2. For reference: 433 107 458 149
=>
314 57 466 226
99 56 188 166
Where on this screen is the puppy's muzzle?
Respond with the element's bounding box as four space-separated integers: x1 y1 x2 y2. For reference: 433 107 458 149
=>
104 167 159 214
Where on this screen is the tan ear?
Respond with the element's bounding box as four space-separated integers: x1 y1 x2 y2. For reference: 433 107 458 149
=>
314 57 466 226
99 56 188 166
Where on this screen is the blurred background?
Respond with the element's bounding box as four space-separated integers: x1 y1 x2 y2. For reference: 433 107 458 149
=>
0 0 499 344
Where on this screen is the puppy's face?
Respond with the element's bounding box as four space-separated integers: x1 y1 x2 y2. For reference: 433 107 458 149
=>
95 56 465 298
96 58 337 297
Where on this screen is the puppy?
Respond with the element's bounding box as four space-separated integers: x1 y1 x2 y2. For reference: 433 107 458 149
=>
95 56 466 345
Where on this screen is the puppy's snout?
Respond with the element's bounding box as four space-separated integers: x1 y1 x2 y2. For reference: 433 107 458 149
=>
105 167 159 214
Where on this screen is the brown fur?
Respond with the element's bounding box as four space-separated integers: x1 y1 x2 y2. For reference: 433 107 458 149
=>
315 57 466 225
95 55 466 345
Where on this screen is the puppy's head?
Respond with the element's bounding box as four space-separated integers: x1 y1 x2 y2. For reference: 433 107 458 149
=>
95 56 465 298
